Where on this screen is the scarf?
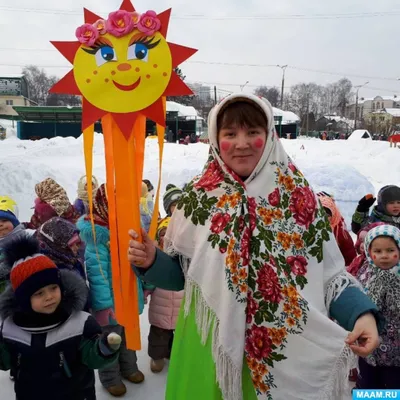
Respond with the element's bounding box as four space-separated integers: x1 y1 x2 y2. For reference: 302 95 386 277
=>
13 305 70 334
318 195 345 236
357 224 400 294
370 206 400 227
165 94 358 400
357 224 400 367
77 175 99 205
36 218 79 267
35 178 71 217
85 184 109 227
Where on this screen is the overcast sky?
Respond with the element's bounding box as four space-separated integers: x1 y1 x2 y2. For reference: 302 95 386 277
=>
0 0 399 100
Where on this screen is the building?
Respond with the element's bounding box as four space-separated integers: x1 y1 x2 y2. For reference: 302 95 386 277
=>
187 82 212 104
346 95 400 120
0 75 36 116
315 115 353 133
364 108 400 135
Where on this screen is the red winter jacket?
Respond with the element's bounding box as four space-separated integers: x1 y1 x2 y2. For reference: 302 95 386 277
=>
334 221 357 266
318 195 357 267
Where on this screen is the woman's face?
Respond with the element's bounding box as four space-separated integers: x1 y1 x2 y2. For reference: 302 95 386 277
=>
218 125 267 178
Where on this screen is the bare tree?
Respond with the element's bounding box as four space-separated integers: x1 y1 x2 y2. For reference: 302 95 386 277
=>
254 86 280 107
167 67 194 106
22 65 53 105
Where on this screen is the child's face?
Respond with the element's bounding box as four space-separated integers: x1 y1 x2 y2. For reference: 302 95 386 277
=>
69 242 81 256
158 228 167 249
370 237 400 270
0 219 13 237
30 284 61 314
386 200 400 216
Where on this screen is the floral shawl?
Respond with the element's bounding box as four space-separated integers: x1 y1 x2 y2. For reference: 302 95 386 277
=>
164 94 358 400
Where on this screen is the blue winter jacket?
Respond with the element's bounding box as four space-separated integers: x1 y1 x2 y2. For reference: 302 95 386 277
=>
77 217 144 316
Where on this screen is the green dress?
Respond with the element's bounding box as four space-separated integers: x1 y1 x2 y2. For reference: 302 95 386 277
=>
166 300 257 400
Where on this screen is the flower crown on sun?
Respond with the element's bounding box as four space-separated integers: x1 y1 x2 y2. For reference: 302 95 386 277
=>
76 9 161 47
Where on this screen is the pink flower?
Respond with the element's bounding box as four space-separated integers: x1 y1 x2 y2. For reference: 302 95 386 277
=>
286 256 308 276
256 263 283 304
245 325 272 360
248 197 257 232
210 213 231 234
137 10 161 36
93 19 107 35
268 188 280 207
289 187 317 229
246 293 258 324
131 11 141 27
288 162 297 174
106 10 135 37
194 160 224 192
75 24 99 46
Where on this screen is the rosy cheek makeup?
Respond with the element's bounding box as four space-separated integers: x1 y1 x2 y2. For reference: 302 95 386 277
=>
220 141 231 152
254 138 265 149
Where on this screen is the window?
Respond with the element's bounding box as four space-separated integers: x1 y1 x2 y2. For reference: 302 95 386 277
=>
5 100 13 105
372 103 375 110
377 102 381 109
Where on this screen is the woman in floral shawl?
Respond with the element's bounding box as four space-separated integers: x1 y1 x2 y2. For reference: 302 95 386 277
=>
128 93 380 400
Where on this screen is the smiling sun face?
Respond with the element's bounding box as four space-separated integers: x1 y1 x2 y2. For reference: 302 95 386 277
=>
74 31 172 113
50 1 197 139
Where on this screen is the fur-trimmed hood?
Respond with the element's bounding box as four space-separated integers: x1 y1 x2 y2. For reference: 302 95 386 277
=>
0 269 88 320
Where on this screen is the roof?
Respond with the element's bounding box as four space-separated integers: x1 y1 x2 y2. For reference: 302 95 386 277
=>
166 101 199 118
348 129 372 141
384 108 400 117
272 107 300 124
13 106 82 122
0 74 24 79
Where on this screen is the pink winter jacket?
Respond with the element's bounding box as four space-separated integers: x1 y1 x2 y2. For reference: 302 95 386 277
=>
148 288 184 330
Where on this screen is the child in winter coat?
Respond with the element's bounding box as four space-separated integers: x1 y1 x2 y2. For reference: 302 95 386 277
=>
36 217 86 280
347 222 385 277
317 192 357 266
352 185 400 234
145 217 184 373
163 184 183 217
356 224 400 389
24 178 80 230
0 236 122 400
140 182 154 233
0 196 28 293
77 184 145 397
74 175 99 216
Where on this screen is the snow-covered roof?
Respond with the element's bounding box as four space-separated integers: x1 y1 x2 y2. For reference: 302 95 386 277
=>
379 96 399 101
384 108 400 117
272 107 300 124
0 74 24 79
166 101 199 118
348 129 372 141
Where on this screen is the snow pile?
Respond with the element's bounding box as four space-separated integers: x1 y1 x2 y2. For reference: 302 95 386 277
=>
1 134 397 229
348 129 372 141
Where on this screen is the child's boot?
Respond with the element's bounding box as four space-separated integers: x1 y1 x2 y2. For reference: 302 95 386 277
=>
150 359 165 373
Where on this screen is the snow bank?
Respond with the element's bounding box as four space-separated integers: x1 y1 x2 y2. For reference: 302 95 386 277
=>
1 134 397 229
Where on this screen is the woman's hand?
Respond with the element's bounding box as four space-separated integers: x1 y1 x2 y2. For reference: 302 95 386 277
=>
345 313 379 357
128 229 156 269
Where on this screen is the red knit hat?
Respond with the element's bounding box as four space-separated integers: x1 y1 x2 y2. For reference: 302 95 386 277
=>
5 236 61 309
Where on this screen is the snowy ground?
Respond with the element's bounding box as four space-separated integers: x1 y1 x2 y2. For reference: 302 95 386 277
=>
0 133 398 399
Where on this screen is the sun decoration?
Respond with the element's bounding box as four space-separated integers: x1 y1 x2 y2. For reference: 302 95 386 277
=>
50 0 197 350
